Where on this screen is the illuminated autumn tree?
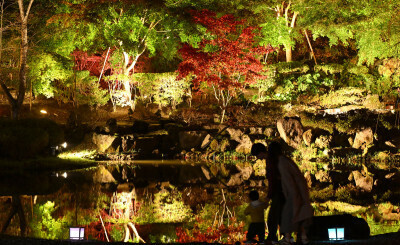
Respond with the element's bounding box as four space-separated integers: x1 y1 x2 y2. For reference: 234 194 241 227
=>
177 10 274 123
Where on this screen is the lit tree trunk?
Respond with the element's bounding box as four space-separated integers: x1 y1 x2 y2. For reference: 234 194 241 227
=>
285 44 292 62
276 1 297 62
122 51 142 112
0 0 34 119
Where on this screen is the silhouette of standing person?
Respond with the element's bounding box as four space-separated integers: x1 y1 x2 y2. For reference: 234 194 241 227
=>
269 141 313 245
251 143 285 243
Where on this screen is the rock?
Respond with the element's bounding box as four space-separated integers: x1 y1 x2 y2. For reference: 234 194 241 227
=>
348 137 354 146
209 139 219 151
227 128 244 142
249 127 263 135
201 166 212 180
236 164 253 181
353 127 374 149
253 159 266 177
352 170 373 192
178 131 208 150
200 134 212 149
304 171 314 188
93 166 116 183
121 136 135 152
226 128 253 154
277 117 304 149
132 120 149 134
220 139 231 152
314 135 332 149
303 129 313 146
160 106 173 119
235 134 253 154
384 136 400 148
264 128 276 138
104 118 117 134
315 170 331 183
226 173 243 186
92 133 117 152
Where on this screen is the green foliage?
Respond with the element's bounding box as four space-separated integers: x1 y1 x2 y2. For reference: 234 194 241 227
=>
133 72 190 109
314 63 344 74
134 189 192 224
296 73 334 94
270 62 310 74
260 17 296 48
30 201 68 240
110 225 125 242
29 53 72 98
319 87 366 108
249 69 276 103
272 72 333 101
365 214 400 236
309 185 335 202
75 71 109 107
347 64 369 75
149 227 178 243
292 143 325 163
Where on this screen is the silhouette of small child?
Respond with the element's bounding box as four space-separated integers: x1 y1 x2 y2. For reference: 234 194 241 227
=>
244 190 268 243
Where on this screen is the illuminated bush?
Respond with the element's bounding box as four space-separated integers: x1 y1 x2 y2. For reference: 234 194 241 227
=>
30 201 68 240
134 189 192 224
133 72 190 109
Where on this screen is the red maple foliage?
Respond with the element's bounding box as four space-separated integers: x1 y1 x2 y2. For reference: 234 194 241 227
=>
177 10 274 92
175 217 245 244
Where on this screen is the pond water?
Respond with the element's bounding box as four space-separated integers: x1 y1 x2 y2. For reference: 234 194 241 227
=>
0 160 396 243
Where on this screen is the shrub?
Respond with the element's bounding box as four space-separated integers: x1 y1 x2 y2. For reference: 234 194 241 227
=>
319 87 366 108
270 61 310 74
315 63 344 74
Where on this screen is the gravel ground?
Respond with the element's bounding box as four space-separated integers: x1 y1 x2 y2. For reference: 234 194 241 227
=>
1 233 400 245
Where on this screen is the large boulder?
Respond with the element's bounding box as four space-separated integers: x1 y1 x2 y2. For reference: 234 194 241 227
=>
277 117 304 149
314 135 332 149
303 129 313 146
226 128 253 154
235 134 253 154
226 128 245 142
92 133 117 152
351 170 373 192
353 127 374 149
92 166 116 183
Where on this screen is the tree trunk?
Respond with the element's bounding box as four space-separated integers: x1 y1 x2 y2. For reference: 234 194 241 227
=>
285 44 292 62
0 0 34 119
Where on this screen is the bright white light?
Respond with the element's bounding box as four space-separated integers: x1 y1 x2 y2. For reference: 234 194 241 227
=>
40 109 47 114
61 142 67 148
337 228 344 239
69 227 84 240
62 172 67 178
328 227 344 240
